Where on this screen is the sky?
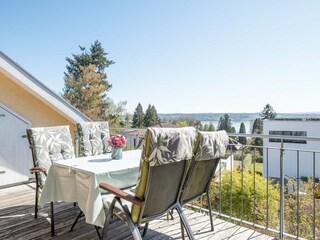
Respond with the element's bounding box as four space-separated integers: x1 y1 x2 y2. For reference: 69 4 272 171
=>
1 1 320 114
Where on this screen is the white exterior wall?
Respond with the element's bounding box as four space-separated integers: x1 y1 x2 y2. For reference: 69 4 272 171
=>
263 120 320 179
125 135 138 149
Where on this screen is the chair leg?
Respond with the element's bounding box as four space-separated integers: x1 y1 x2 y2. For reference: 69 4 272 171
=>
102 198 117 240
95 225 102 240
50 202 55 237
70 210 84 231
119 204 141 240
207 191 214 231
176 204 195 240
103 197 142 240
166 209 174 221
142 222 149 237
180 220 185 240
35 184 39 219
169 210 174 220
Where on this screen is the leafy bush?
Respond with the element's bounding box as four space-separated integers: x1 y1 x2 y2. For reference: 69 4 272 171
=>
212 170 279 228
284 178 320 239
243 153 253 170
191 168 320 239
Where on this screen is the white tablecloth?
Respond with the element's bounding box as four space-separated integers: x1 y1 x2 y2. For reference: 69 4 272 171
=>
39 149 142 227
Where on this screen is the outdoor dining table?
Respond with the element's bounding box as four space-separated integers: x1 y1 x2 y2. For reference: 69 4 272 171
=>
39 149 142 228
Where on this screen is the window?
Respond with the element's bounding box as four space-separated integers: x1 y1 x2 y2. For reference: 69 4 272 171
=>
269 130 307 144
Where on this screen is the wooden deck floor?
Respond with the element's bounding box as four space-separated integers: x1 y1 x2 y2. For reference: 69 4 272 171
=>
0 183 275 240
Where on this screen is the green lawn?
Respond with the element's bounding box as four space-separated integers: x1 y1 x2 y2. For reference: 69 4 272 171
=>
242 153 263 174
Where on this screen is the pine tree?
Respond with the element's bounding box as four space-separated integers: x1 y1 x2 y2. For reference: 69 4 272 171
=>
63 40 114 120
144 105 160 127
217 114 235 132
251 118 263 154
260 104 277 120
252 118 263 134
208 122 215 132
64 40 114 83
151 105 160 124
132 103 145 128
63 64 107 120
203 124 209 131
238 122 247 145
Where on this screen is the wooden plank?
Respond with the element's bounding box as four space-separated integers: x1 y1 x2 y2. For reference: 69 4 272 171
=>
0 183 275 240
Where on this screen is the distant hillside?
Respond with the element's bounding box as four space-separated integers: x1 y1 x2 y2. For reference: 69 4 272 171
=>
158 113 320 122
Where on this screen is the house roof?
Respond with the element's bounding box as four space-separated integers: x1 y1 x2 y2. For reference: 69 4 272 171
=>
123 129 146 136
0 50 91 123
151 123 178 128
265 118 320 122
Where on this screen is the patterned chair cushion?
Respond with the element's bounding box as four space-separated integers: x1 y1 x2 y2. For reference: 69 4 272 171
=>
77 122 110 156
27 125 74 186
195 131 229 161
131 127 197 223
147 127 197 166
181 131 229 203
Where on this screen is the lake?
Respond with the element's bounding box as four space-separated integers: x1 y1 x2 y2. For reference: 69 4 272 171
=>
201 120 253 134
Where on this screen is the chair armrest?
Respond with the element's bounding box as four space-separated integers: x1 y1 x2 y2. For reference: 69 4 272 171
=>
99 183 143 206
30 167 47 173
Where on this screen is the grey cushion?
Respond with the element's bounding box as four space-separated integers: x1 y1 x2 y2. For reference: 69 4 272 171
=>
195 131 229 161
77 122 110 156
27 125 74 186
146 127 197 166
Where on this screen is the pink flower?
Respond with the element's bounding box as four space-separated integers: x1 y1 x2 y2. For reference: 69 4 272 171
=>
108 134 127 148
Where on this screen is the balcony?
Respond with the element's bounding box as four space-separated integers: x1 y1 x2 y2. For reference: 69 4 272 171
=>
0 183 272 239
1 132 319 239
121 129 320 240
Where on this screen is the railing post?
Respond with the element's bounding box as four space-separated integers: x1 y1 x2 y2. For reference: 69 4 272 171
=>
279 140 284 240
75 130 79 157
266 148 269 228
313 152 316 240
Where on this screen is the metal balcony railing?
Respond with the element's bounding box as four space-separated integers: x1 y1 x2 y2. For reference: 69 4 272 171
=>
111 128 320 240
205 133 320 240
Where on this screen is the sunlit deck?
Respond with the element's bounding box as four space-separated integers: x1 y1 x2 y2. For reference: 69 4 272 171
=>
0 183 274 240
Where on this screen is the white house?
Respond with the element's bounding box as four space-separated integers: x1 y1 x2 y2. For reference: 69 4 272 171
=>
263 119 320 179
123 129 146 149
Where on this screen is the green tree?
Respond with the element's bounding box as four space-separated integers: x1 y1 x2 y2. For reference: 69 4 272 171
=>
217 114 235 133
208 122 215 131
252 118 263 134
144 104 160 127
203 124 209 131
124 113 132 128
63 64 107 120
260 104 277 120
177 121 189 127
238 122 247 145
63 41 114 120
132 103 145 128
173 117 202 130
251 118 263 154
104 98 128 127
151 105 160 124
64 40 114 83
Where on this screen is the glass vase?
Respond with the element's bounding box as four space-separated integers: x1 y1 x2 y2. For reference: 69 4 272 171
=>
111 147 122 159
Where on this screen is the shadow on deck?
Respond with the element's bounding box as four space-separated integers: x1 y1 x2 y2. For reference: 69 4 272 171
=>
0 183 275 240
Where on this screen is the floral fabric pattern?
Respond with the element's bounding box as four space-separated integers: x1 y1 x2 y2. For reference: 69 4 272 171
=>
77 122 110 156
146 127 197 166
27 125 74 185
195 131 229 161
